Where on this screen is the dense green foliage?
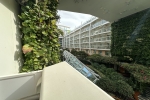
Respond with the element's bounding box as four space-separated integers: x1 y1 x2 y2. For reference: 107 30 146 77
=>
121 63 150 83
92 63 134 99
71 49 88 60
88 54 150 84
70 49 78 55
96 77 116 92
87 65 105 78
19 0 61 72
87 54 118 65
111 8 150 66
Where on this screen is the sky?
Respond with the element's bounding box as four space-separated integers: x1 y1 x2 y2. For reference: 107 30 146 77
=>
57 10 93 31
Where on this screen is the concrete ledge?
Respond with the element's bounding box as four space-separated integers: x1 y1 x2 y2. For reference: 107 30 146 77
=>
40 61 114 100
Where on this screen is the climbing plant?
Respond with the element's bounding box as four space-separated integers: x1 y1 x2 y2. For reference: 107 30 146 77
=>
19 0 61 72
111 8 150 66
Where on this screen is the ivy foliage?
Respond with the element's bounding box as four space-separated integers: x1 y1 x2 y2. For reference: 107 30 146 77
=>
19 0 61 72
111 8 150 66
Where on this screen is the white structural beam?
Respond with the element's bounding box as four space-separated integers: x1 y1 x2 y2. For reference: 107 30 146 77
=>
58 0 150 22
40 62 114 100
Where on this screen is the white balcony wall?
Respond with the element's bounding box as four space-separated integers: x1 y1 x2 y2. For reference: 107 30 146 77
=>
40 62 114 100
0 71 42 100
0 0 23 76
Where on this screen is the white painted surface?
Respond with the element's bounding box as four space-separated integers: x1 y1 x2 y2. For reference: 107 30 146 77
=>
0 0 22 76
40 62 114 100
58 0 150 22
0 70 42 100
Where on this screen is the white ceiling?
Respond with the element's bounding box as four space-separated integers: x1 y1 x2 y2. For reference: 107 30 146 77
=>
58 0 150 22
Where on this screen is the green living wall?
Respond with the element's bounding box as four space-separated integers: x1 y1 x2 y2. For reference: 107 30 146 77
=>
111 8 150 66
18 0 61 72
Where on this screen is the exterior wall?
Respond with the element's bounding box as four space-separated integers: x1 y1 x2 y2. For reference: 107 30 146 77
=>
90 50 111 56
63 17 111 57
101 51 105 56
0 0 22 76
58 25 70 49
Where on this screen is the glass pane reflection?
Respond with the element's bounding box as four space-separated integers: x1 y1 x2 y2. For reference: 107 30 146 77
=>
63 50 100 83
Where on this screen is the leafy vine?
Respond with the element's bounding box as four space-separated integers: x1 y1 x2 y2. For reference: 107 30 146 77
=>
19 0 61 72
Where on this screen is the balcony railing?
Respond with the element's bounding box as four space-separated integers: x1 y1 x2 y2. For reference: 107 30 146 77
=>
90 36 111 43
74 42 79 44
74 37 79 40
81 35 89 39
91 20 109 30
81 45 89 48
90 29 111 37
90 46 110 50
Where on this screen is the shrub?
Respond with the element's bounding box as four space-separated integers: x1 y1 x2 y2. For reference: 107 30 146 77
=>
116 80 134 98
71 49 78 55
104 68 116 76
89 55 150 83
108 72 125 81
121 63 150 83
91 63 134 99
97 77 134 99
96 77 116 93
77 51 88 60
71 49 88 60
91 63 101 69
87 54 118 65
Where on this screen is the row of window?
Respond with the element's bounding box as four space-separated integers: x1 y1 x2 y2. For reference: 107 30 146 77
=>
80 49 111 56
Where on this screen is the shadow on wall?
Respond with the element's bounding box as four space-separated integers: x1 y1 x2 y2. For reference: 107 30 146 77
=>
0 0 20 13
14 19 23 72
5 77 34 100
0 71 42 100
0 0 23 71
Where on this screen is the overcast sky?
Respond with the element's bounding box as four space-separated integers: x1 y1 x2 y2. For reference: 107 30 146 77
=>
57 10 94 30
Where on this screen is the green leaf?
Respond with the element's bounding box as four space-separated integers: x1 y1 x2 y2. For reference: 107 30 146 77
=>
51 20 56 25
34 58 38 61
42 31 48 36
40 18 43 23
19 1 60 72
39 66 43 70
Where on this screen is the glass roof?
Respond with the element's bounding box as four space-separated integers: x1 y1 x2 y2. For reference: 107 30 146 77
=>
63 50 100 83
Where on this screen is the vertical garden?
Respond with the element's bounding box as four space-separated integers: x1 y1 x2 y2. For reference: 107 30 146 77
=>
18 0 61 72
111 8 150 66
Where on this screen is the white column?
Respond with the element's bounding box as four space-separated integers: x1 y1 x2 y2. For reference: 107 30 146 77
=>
65 37 67 48
69 35 70 48
89 23 92 54
73 34 75 49
79 28 81 51
0 0 23 76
